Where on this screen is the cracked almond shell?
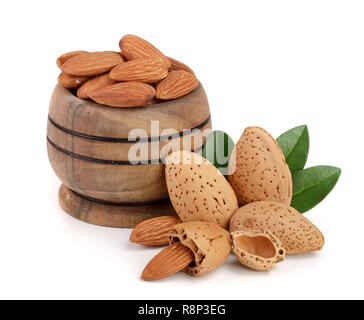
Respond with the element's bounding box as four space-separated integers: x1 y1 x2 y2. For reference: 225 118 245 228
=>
169 221 231 276
230 201 325 254
231 229 285 271
165 150 239 229
228 126 292 206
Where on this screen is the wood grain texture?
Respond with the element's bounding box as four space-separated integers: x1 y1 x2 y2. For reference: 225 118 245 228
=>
48 142 169 202
47 117 211 161
59 184 177 228
48 83 210 138
47 82 211 204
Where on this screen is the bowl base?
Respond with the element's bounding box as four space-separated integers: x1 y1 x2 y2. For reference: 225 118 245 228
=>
58 184 177 228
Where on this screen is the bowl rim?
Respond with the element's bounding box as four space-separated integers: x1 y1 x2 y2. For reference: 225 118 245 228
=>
49 81 211 140
62 81 202 111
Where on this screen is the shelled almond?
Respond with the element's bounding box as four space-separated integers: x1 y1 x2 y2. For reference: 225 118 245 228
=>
109 58 168 83
76 73 116 100
56 35 197 107
130 216 181 246
89 82 155 108
156 70 198 100
56 50 89 68
57 73 88 89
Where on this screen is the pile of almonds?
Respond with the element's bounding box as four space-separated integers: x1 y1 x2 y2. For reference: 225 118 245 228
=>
56 35 198 107
130 126 325 280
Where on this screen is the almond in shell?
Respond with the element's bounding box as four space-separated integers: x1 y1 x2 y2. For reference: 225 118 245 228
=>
61 51 123 77
156 70 198 100
77 73 116 99
110 58 168 83
165 151 239 229
230 201 325 254
89 82 155 108
228 126 293 206
142 222 231 280
169 221 232 276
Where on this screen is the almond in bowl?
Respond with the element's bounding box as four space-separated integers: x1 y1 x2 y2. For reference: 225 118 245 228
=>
48 35 212 228
56 34 198 107
50 35 334 281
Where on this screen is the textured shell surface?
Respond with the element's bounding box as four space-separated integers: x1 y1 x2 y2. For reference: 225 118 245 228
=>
169 221 231 276
165 151 239 229
228 126 292 206
231 229 285 271
230 201 325 254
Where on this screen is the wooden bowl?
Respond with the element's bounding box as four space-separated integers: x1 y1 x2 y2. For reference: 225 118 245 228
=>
47 83 211 227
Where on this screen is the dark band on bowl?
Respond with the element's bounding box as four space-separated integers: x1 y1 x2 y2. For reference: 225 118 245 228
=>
48 114 211 143
47 136 204 165
70 189 171 207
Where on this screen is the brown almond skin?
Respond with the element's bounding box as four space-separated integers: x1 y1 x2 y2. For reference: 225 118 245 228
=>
230 201 325 255
168 57 194 74
61 52 123 77
57 72 88 88
228 126 293 206
141 242 194 281
119 34 170 67
89 82 155 108
56 50 88 68
77 74 116 100
110 59 168 83
105 51 123 57
130 216 181 246
156 70 198 100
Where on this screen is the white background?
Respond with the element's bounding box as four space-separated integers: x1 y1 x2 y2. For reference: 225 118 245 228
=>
0 0 363 300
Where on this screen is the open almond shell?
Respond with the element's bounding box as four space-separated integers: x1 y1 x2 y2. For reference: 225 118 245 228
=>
169 221 231 276
231 229 285 271
230 201 325 254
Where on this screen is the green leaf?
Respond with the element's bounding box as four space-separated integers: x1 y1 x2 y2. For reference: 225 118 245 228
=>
277 125 309 171
291 166 341 213
202 130 235 177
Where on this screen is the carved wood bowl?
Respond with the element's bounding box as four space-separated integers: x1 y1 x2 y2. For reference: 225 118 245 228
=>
47 83 211 227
